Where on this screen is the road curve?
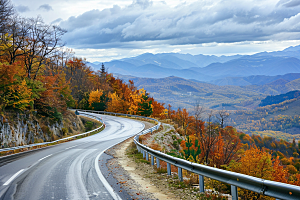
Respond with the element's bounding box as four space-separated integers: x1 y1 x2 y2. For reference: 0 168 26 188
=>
0 113 145 200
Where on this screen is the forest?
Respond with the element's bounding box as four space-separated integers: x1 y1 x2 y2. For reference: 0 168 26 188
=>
259 90 300 107
1 1 300 199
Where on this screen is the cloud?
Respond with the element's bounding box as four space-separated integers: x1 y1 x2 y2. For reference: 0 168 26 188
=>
38 4 53 12
51 18 63 24
277 0 300 7
16 5 30 13
60 0 300 50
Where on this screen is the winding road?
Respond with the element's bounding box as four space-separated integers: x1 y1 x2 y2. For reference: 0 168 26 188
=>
0 112 145 200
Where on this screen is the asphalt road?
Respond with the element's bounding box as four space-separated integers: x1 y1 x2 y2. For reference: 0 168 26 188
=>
0 113 145 200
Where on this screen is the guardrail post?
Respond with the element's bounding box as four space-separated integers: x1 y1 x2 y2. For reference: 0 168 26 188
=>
167 163 171 175
156 157 160 168
231 185 238 200
178 167 183 182
146 152 149 161
151 155 154 165
199 175 204 193
143 150 145 159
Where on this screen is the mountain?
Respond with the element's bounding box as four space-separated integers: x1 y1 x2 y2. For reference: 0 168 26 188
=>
104 62 213 81
191 56 300 78
210 73 300 86
251 45 300 59
88 45 300 83
243 78 300 95
120 53 242 69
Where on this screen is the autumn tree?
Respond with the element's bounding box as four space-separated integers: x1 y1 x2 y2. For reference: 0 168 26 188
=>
149 97 165 118
229 146 273 199
88 89 107 111
106 92 129 113
65 58 94 104
0 62 33 111
193 102 206 138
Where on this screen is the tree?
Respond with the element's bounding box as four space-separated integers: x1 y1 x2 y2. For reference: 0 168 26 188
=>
88 89 107 111
0 16 30 64
193 102 205 137
106 92 129 113
229 146 273 199
137 94 153 117
149 97 165 118
0 62 34 111
100 63 106 76
65 57 94 104
21 16 66 79
0 0 13 34
216 108 230 129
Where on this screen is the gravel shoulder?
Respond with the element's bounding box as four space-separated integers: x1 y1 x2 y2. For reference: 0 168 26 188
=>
105 120 179 200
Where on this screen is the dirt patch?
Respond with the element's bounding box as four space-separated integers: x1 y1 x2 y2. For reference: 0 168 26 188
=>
106 138 178 200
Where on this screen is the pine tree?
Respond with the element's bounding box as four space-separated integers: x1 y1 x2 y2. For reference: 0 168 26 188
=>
137 94 153 117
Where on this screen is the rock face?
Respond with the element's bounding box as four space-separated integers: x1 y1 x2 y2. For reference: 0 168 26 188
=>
0 111 84 148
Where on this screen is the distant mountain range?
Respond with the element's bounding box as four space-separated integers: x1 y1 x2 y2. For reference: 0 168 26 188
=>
87 45 300 83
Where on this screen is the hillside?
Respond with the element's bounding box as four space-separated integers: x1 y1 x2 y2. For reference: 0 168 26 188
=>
116 74 300 110
118 76 265 109
228 98 300 141
259 90 300 106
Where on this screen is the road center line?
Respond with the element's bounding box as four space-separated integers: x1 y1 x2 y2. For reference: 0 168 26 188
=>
65 145 79 150
3 169 24 186
39 154 52 161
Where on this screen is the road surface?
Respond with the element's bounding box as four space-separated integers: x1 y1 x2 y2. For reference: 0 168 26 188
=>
0 112 144 200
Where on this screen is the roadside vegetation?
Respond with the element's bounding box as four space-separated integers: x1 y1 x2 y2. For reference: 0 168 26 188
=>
136 105 300 199
1 1 299 199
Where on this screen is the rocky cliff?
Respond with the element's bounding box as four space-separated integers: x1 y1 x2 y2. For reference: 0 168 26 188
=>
0 111 85 148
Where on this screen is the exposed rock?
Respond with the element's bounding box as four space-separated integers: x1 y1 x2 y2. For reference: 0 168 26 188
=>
0 111 85 148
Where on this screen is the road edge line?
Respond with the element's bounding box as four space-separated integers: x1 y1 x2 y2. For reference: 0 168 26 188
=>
3 169 24 186
95 149 122 200
94 118 145 200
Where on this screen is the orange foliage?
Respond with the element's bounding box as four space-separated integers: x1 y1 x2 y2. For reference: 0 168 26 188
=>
88 89 103 108
149 97 165 118
230 146 273 180
272 156 288 183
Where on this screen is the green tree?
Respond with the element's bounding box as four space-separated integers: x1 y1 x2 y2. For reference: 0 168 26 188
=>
137 94 152 117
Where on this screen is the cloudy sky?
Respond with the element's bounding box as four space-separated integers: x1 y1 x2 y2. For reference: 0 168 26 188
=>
11 0 300 62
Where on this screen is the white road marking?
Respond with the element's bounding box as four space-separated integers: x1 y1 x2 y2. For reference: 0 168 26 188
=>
3 169 24 186
95 149 123 200
39 154 52 161
65 145 79 150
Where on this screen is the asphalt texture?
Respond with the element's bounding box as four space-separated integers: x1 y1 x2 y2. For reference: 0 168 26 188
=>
0 113 145 200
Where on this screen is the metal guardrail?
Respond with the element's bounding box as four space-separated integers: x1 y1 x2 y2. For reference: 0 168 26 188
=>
28 109 300 200
0 112 104 153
